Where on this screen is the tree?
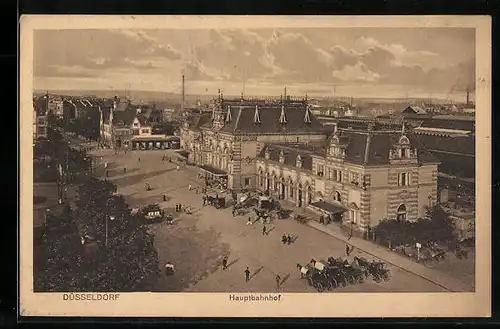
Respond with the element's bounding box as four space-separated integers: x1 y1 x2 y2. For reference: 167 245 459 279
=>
425 205 457 244
373 205 457 249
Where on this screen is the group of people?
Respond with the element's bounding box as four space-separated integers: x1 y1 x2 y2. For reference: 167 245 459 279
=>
319 213 333 225
174 203 183 212
281 233 294 245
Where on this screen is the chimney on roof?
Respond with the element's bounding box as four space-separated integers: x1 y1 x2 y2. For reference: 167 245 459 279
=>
279 105 287 124
466 89 470 106
253 105 261 124
225 105 232 122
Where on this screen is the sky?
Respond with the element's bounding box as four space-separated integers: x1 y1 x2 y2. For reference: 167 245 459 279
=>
33 27 475 101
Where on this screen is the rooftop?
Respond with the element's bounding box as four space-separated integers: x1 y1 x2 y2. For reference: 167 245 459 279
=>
201 103 325 134
258 130 439 167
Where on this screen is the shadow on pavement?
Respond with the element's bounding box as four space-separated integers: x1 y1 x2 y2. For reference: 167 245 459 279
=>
249 266 264 281
110 168 177 189
278 273 291 287
226 258 240 269
150 216 231 292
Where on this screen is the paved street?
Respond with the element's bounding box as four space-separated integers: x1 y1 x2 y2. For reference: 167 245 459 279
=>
90 149 453 293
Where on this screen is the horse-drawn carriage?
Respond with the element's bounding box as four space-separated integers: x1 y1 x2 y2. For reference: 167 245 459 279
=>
139 203 173 224
326 257 367 285
205 195 226 209
297 261 332 292
353 256 390 283
393 243 447 263
298 256 390 291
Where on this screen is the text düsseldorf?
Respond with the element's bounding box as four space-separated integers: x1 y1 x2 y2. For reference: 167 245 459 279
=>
62 293 120 301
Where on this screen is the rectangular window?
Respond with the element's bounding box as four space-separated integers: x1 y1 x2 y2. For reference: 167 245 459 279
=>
141 129 149 134
350 172 359 184
397 173 410 186
327 168 332 180
244 178 250 186
317 164 324 176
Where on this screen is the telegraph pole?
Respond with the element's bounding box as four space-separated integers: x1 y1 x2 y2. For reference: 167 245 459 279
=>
181 75 185 112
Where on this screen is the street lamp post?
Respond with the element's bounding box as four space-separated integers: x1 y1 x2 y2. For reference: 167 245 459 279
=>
105 215 115 249
105 198 115 248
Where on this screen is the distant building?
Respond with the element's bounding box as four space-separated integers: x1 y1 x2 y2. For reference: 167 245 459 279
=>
100 99 175 150
402 106 427 115
33 102 47 140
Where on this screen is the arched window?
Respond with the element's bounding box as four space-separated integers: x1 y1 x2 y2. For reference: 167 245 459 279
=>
333 191 341 202
397 204 407 221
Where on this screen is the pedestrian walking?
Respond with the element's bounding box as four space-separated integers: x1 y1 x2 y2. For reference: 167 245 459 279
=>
232 208 236 217
244 267 250 282
163 194 167 202
262 225 267 235
165 262 175 276
246 217 253 226
178 204 182 212
287 234 292 245
275 274 281 289
281 234 287 244
319 214 324 224
123 167 126 173
346 244 351 256
202 196 206 206
188 184 192 191
105 170 109 177
222 256 228 270
138 157 141 162
176 165 180 171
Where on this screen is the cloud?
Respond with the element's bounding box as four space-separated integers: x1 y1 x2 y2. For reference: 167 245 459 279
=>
265 31 333 82
34 64 99 78
355 36 438 68
332 62 380 83
33 28 475 96
192 29 273 82
34 29 182 78
183 60 217 81
329 46 359 70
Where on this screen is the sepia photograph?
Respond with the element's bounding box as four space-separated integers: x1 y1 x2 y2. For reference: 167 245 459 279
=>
20 15 491 317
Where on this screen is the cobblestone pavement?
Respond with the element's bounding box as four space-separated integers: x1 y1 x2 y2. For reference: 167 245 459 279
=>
91 149 449 293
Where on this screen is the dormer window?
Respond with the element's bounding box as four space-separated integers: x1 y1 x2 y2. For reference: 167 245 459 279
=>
279 105 287 124
304 106 311 123
296 155 302 168
390 134 416 161
279 150 285 163
253 105 261 124
225 105 232 122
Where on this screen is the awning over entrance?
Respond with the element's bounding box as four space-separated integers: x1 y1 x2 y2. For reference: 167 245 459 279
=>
198 165 228 177
309 201 347 215
131 135 168 142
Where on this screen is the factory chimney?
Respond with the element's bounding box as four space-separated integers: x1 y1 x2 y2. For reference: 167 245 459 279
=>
181 74 185 112
466 88 470 106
